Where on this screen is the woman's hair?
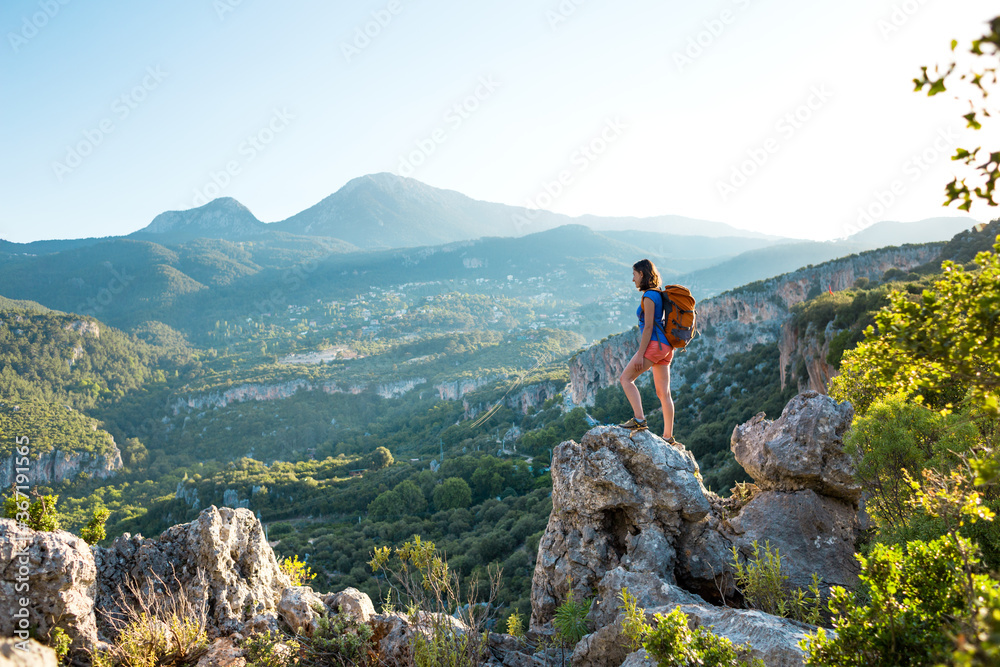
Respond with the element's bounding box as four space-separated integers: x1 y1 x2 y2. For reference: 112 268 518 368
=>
633 259 661 291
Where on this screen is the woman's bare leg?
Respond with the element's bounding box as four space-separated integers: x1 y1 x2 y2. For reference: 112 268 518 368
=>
651 363 674 439
619 354 654 420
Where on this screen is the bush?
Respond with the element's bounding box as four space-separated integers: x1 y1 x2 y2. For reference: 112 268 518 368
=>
243 630 299 667
802 536 997 666
730 541 823 625
81 507 111 545
279 554 316 587
644 607 764 667
553 583 592 646
3 490 60 532
434 477 472 511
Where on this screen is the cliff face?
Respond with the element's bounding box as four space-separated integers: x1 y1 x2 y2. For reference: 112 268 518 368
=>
569 243 940 404
779 320 838 392
0 443 122 489
461 380 563 420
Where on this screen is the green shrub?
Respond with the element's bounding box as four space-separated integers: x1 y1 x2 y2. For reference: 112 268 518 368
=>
49 626 71 664
3 490 60 532
81 507 111 545
618 587 649 652
243 630 299 667
553 584 592 645
730 541 823 625
644 607 764 667
802 536 997 666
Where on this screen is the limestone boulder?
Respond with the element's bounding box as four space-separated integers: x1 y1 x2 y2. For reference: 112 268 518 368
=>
731 391 859 503
94 506 291 637
530 427 711 632
0 638 58 667
0 519 97 655
277 585 326 636
323 586 376 624
723 489 861 591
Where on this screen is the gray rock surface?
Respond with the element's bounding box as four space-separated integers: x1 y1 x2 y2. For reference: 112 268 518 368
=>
323 586 376 624
530 426 710 632
0 638 58 667
724 489 861 590
94 505 290 637
277 585 326 636
0 520 97 655
731 391 859 503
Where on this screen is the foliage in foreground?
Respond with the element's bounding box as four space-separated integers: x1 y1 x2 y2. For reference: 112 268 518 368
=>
369 536 500 666
730 540 823 626
618 588 764 667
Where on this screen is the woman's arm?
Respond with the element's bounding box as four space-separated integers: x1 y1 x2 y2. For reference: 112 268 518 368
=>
632 296 656 372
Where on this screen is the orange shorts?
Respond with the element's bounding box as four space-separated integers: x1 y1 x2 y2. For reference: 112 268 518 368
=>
644 340 674 366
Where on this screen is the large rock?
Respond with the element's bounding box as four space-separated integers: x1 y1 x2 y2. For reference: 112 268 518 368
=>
530 426 711 632
323 587 376 624
0 520 98 655
277 585 325 636
0 638 58 667
94 506 290 637
731 391 859 503
579 567 808 667
724 489 860 591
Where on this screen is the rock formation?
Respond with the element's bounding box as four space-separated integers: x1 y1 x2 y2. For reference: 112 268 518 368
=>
0 444 123 490
95 506 291 636
530 391 862 666
0 520 98 656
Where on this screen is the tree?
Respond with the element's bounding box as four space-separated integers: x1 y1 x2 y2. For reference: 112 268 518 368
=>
369 446 394 470
368 489 405 519
393 479 427 515
830 240 1000 417
916 16 999 211
433 477 472 511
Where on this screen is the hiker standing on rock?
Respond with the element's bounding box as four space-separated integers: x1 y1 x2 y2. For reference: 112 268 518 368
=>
618 258 677 444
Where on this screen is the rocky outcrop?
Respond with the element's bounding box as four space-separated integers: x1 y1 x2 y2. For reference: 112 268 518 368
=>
778 320 838 392
731 392 858 502
435 374 503 401
0 443 123 489
568 329 639 406
463 380 564 420
376 377 427 399
0 638 58 667
531 392 862 665
725 391 861 590
94 506 291 636
530 426 709 633
278 585 326 636
0 520 98 655
568 244 940 405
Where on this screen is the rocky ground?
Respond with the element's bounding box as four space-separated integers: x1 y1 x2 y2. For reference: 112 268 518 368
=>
1 391 860 667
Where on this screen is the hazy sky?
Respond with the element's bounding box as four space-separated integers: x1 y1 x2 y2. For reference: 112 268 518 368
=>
1 0 997 243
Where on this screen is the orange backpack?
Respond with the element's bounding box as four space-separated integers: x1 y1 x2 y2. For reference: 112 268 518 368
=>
656 285 697 349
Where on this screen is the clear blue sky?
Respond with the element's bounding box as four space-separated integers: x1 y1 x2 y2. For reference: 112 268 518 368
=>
1 0 997 243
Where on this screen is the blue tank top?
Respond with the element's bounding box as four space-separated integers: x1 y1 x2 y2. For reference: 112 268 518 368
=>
637 290 669 345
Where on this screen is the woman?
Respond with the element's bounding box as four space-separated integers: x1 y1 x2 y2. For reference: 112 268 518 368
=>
618 258 677 444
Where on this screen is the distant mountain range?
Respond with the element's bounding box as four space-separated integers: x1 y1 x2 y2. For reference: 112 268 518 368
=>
0 172 981 333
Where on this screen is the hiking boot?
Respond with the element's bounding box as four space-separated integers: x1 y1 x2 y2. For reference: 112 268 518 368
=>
618 417 648 431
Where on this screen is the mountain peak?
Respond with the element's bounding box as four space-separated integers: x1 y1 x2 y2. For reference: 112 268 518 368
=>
132 197 266 242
